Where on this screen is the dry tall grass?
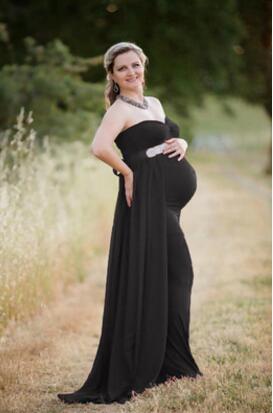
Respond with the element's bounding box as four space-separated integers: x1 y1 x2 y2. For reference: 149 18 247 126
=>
0 108 117 333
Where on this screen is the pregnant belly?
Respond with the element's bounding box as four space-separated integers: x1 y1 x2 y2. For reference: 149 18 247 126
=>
161 155 197 209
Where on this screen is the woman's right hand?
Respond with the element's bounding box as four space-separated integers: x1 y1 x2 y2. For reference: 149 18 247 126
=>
123 170 134 208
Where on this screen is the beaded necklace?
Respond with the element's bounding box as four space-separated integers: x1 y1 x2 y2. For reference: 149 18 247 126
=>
117 94 149 109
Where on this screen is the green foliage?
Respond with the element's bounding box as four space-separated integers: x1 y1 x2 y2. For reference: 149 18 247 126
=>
237 0 271 115
0 0 270 145
0 0 246 115
0 38 105 142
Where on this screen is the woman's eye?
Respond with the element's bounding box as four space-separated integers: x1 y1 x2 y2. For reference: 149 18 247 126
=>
118 63 140 71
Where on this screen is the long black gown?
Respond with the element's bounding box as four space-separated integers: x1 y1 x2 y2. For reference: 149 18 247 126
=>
57 116 203 405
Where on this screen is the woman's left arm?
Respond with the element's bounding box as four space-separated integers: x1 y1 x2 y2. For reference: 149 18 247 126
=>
151 97 188 162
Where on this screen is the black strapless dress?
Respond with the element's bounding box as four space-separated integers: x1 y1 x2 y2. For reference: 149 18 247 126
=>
57 116 203 405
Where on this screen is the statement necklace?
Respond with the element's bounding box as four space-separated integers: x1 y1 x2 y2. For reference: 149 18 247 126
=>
117 94 149 109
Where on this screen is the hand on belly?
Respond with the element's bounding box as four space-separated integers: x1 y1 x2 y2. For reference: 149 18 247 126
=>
163 138 188 161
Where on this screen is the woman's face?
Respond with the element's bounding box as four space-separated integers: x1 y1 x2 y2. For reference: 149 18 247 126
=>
111 50 145 93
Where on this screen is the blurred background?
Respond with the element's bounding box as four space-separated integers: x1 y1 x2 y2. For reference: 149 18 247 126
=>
0 0 271 326
0 0 271 328
0 0 271 147
0 2 271 413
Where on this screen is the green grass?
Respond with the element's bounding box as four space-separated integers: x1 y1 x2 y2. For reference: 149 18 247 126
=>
187 95 272 193
190 94 271 151
121 271 271 413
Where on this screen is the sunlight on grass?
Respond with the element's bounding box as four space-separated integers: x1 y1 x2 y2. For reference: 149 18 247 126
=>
121 273 271 413
0 109 118 333
0 98 271 413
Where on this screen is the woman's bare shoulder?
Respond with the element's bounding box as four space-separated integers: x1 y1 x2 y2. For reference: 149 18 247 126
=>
146 95 161 104
91 100 130 149
146 96 165 117
102 99 130 125
105 98 127 115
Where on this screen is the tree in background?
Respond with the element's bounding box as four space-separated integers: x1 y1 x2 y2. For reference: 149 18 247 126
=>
237 0 271 172
0 0 244 114
0 0 271 169
0 36 105 141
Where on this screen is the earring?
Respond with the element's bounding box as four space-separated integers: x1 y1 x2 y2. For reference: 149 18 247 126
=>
113 82 120 94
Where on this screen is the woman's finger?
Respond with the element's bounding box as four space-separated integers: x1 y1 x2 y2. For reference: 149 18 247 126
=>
179 139 188 151
127 193 132 207
125 187 132 207
177 152 185 161
163 144 180 154
168 150 181 158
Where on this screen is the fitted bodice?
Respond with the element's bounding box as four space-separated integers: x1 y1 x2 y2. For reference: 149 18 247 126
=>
115 116 180 160
113 115 197 209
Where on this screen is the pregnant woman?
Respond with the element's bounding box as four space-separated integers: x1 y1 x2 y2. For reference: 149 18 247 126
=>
57 41 203 405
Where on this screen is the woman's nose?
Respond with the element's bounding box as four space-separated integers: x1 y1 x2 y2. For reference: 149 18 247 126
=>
127 67 135 75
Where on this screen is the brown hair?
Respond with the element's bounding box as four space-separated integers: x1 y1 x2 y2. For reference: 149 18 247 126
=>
103 42 149 109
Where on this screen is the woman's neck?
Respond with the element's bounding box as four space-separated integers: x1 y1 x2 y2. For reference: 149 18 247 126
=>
119 89 144 102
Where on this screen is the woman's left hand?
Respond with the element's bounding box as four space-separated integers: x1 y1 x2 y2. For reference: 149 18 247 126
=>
162 138 188 161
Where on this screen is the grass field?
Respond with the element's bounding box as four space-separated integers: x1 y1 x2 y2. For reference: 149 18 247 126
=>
0 109 118 333
0 98 271 413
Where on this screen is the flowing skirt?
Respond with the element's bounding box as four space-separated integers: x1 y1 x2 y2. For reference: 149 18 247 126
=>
57 154 203 405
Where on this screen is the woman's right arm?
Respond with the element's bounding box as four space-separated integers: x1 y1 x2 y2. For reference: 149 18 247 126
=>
90 103 134 207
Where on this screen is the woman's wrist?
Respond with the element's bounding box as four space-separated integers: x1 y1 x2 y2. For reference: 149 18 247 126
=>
122 168 133 177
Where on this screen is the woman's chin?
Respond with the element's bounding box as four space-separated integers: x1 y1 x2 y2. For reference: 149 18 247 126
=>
122 82 142 92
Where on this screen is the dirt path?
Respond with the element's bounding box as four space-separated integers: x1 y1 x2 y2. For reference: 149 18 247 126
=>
0 156 271 413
